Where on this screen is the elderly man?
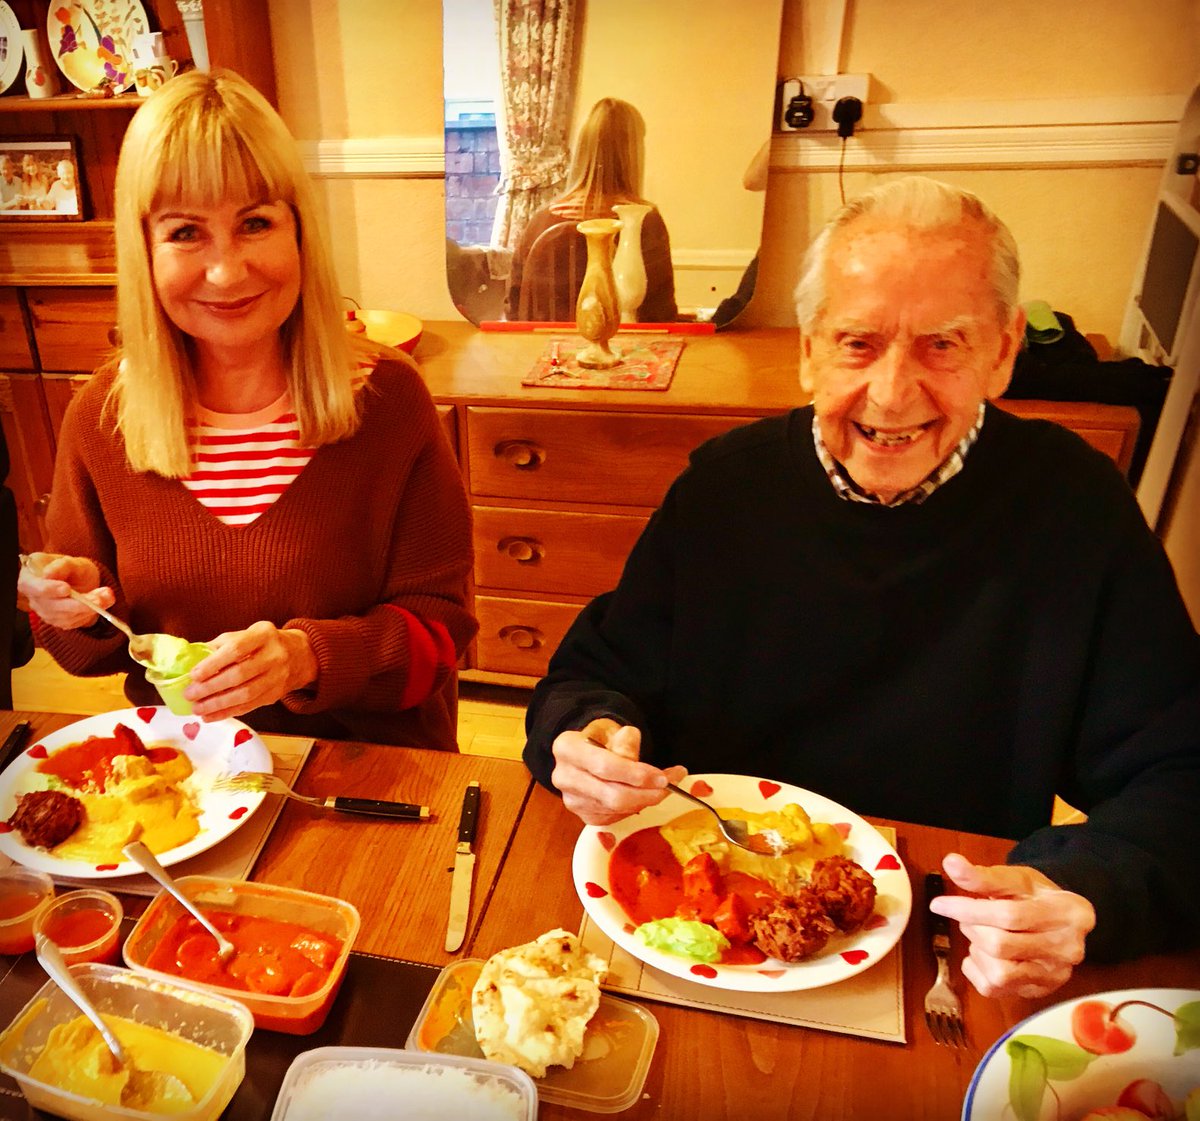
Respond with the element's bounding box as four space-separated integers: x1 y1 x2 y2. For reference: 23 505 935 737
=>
523 176 1200 999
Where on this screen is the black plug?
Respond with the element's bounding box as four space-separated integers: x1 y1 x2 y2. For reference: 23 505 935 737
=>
784 91 814 129
832 96 863 139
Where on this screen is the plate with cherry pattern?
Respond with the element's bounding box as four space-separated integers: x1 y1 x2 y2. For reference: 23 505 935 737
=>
572 773 912 992
0 707 270 878
963 988 1200 1121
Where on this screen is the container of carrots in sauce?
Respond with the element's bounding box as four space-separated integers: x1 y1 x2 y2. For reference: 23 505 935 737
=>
0 869 54 955
123 876 360 1034
33 889 123 965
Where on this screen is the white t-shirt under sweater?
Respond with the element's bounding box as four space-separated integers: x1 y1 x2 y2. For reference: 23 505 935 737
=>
183 393 315 526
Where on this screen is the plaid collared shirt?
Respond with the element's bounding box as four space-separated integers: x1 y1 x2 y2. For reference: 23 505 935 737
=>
812 403 986 507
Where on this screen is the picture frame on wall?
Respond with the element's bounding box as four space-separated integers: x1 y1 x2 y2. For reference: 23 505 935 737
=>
0 135 85 220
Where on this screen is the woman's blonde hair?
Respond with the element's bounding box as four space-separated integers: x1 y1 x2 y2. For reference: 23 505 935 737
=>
555 97 648 217
112 69 360 477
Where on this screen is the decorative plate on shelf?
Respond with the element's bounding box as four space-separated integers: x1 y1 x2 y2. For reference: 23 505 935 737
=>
0 707 271 878
0 1 23 95
962 988 1200 1121
572 773 912 993
47 0 150 93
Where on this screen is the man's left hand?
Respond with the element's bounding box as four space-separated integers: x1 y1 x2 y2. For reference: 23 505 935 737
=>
929 852 1096 999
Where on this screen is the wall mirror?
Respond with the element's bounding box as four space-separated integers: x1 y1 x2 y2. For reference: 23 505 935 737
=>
443 0 784 328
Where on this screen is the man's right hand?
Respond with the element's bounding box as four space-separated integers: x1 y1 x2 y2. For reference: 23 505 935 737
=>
550 717 687 825
17 553 115 630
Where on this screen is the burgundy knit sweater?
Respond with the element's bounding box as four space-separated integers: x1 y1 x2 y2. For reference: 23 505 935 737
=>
36 357 477 750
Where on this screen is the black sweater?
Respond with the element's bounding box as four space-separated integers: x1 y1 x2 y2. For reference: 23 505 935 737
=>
524 405 1200 962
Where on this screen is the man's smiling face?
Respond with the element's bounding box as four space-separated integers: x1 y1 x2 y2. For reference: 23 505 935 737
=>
801 215 1024 502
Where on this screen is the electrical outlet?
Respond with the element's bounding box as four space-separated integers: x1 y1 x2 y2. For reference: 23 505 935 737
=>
778 74 870 132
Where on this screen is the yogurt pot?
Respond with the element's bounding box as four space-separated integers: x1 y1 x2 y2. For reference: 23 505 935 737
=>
144 642 211 716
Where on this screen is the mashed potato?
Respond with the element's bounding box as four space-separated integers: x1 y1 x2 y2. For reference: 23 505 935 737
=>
660 802 843 888
471 929 606 1078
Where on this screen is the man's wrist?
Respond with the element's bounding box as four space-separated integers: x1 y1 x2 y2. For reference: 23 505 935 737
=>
282 627 319 692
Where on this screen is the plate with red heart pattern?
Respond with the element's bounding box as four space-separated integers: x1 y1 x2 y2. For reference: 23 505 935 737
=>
572 773 912 992
0 707 270 878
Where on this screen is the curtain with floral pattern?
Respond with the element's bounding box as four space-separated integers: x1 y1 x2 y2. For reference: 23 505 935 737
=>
490 0 577 251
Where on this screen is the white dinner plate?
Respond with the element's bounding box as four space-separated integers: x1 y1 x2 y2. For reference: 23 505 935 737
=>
963 988 1200 1121
572 773 912 992
47 0 149 93
0 1 23 95
0 707 270 878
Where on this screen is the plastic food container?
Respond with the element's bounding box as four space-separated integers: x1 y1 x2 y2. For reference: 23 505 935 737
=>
0 868 55 955
34 888 123 965
123 876 359 1034
0 962 253 1121
270 1046 536 1121
406 958 659 1114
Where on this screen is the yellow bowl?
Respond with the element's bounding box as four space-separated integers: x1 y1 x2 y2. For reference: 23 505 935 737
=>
351 310 423 354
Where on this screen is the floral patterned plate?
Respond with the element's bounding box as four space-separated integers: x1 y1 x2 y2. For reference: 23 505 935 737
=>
963 988 1200 1121
572 773 912 992
47 0 150 93
0 707 270 878
0 2 23 96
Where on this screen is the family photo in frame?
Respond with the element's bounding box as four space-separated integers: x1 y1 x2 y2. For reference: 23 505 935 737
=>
0 136 84 219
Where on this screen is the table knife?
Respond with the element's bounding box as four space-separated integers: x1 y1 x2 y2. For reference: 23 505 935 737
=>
0 722 33 773
444 780 480 952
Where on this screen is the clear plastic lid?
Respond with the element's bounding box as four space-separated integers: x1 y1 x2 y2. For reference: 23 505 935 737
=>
406 959 659 1114
270 1045 536 1121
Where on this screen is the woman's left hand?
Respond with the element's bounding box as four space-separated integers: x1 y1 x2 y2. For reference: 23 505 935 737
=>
184 621 318 722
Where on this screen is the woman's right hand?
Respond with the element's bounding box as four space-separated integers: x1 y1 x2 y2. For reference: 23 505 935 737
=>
17 553 115 630
550 717 687 826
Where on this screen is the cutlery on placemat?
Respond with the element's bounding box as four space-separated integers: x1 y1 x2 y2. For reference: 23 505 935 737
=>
213 771 429 820
0 721 33 772
444 780 481 953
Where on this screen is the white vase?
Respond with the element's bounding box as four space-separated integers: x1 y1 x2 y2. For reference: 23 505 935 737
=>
22 29 60 99
612 203 651 323
176 0 209 71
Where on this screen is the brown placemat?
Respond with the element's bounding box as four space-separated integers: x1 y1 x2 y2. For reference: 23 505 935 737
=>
522 336 684 389
0 929 439 1119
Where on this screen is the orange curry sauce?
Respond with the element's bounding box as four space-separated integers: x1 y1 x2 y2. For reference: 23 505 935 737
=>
608 826 778 965
144 912 341 998
36 726 178 791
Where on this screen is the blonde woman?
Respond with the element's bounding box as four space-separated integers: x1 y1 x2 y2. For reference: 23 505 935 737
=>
504 97 677 322
19 70 476 750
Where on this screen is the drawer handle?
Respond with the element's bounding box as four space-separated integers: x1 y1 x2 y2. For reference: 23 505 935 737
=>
33 493 50 517
493 439 545 470
498 625 543 651
497 536 543 564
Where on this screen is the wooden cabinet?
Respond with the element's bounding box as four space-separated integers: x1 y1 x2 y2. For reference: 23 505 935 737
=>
417 321 1141 685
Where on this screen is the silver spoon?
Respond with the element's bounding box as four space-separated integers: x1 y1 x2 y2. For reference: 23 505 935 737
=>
122 841 236 961
664 782 798 857
36 933 127 1064
19 553 163 669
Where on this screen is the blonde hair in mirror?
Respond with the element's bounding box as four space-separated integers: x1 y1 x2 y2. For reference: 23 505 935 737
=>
793 175 1021 332
111 69 360 477
556 97 648 218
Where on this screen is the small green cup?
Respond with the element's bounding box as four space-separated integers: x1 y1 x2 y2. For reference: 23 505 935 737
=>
144 642 212 716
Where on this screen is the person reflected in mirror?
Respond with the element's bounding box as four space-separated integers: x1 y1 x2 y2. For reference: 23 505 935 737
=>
522 176 1199 997
18 70 476 750
504 97 677 323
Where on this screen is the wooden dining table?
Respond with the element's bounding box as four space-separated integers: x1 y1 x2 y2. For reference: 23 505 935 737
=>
1 709 1197 1121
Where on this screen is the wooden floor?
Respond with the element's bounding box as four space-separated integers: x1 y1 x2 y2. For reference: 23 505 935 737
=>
11 650 531 761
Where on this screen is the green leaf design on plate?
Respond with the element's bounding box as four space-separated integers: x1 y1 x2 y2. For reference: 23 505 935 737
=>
1174 1001 1200 1055
1007 1039 1049 1121
1010 1034 1097 1080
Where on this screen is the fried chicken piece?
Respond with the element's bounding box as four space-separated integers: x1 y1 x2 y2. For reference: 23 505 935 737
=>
808 854 877 932
7 789 85 848
749 887 837 962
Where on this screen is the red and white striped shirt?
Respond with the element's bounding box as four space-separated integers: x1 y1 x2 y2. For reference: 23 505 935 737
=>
183 393 315 526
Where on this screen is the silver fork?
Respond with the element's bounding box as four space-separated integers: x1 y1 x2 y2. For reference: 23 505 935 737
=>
213 771 430 820
924 872 966 1047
